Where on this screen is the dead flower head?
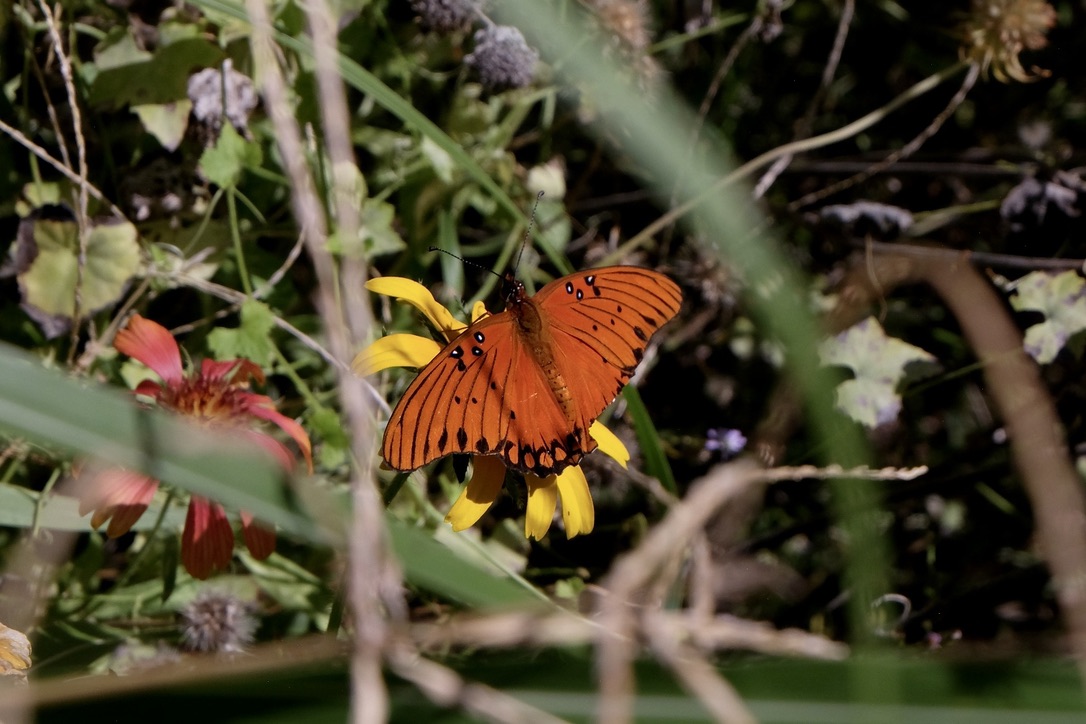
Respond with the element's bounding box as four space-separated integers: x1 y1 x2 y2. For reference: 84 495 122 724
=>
960 0 1057 82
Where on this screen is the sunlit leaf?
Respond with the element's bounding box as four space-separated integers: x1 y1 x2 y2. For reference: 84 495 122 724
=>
820 317 936 428
1009 270 1086 364
15 216 142 321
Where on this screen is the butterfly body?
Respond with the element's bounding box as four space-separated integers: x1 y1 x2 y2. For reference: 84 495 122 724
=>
382 267 682 477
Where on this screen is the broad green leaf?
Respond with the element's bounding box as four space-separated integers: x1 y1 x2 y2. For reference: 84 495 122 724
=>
0 483 185 532
0 344 318 541
1009 270 1086 364
386 519 542 608
88 37 224 108
207 299 277 366
17 217 142 318
199 123 262 188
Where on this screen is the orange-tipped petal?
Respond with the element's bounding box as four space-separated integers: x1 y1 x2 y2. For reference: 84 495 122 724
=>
182 496 235 580
445 455 507 532
366 277 467 339
589 421 630 470
524 473 558 540
352 334 443 376
240 511 276 560
115 315 184 387
555 466 595 538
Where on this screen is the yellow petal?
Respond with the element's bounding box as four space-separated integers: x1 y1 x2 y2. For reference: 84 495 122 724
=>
590 421 629 469
0 623 31 674
352 334 442 376
524 473 558 540
366 277 467 338
445 455 507 532
470 300 489 323
555 466 595 538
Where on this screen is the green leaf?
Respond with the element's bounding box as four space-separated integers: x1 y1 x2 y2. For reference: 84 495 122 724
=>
621 385 676 494
16 217 142 319
307 407 349 470
206 298 277 366
0 344 318 542
1009 270 1086 364
199 123 262 188
386 519 542 608
0 483 185 532
819 317 936 428
88 37 224 108
327 199 406 259
132 100 193 151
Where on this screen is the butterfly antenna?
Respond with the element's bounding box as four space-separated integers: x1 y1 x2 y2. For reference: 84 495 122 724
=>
428 246 503 281
513 190 545 275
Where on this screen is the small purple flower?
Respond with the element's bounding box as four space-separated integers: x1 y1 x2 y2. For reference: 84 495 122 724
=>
705 428 747 460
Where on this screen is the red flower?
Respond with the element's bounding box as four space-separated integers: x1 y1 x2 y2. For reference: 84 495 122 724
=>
80 315 312 579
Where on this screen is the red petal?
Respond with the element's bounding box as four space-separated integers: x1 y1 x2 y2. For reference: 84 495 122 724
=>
114 315 184 387
78 468 159 538
238 429 296 471
240 511 276 560
181 496 235 580
245 399 313 473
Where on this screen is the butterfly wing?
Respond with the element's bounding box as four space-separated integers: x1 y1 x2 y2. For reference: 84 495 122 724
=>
382 266 682 477
381 311 585 476
533 266 683 447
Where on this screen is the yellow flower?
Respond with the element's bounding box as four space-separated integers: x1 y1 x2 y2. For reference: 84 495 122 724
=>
960 0 1056 82
355 277 632 539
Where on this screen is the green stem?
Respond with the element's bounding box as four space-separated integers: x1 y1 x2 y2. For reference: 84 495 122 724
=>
227 188 253 296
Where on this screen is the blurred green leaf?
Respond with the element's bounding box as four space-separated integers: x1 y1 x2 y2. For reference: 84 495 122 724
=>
386 519 542 608
0 345 318 541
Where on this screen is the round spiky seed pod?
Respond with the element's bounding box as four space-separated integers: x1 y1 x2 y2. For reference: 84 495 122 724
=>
465 25 538 90
960 0 1056 82
179 590 257 654
410 0 476 33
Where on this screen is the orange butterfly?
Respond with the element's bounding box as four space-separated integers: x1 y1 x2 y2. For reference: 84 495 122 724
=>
381 267 682 477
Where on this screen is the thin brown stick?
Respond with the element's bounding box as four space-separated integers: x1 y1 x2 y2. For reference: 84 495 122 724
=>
789 62 981 210
0 117 125 218
245 3 397 723
753 0 855 199
596 461 921 721
643 611 757 724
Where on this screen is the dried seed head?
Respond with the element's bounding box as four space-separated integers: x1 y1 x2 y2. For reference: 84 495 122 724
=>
960 0 1056 82
179 589 257 654
410 0 477 33
465 25 538 90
